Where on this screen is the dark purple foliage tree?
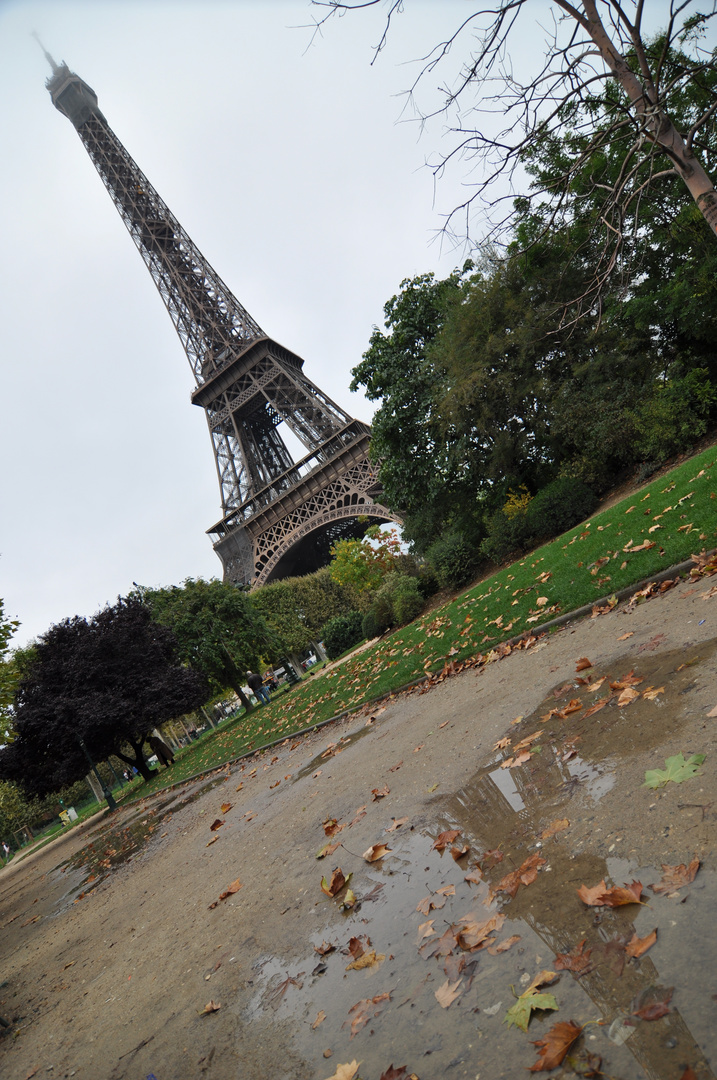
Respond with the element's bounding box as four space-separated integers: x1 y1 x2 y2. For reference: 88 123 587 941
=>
0 597 207 795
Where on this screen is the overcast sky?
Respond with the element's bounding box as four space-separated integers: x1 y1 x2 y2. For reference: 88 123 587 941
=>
2 1 709 648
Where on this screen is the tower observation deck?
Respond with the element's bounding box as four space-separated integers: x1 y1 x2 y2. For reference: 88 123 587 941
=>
45 57 400 587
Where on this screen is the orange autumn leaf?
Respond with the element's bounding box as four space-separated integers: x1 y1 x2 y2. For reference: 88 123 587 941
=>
494 736 511 750
610 670 643 689
529 1020 583 1071
617 686 640 707
541 818 569 840
626 929 657 958
554 939 593 976
451 844 470 861
577 879 645 907
385 817 409 833
209 818 224 832
456 913 505 951
208 878 242 908
487 934 521 955
650 858 700 894
514 731 542 751
321 868 349 897
434 978 463 1008
582 695 611 719
345 992 390 1038
371 785 390 800
490 854 546 900
220 803 232 814
561 698 583 715
575 657 592 671
432 829 461 851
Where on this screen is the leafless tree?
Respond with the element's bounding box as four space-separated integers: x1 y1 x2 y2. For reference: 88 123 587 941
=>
310 1 717 268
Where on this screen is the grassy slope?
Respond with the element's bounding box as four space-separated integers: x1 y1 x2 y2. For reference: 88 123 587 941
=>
127 447 717 799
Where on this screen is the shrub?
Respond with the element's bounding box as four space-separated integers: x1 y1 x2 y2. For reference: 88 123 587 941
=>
523 477 598 540
361 610 383 640
480 507 533 563
633 369 717 463
320 611 364 660
425 534 480 589
392 575 425 625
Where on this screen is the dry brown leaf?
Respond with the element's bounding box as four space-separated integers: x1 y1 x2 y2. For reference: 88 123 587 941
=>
494 736 511 750
610 670 643 689
437 884 456 897
435 978 464 1008
317 841 341 860
389 761 403 772
617 632 634 641
451 844 470 861
312 1009 327 1029
582 695 611 719
487 934 521 955
642 686 666 701
541 818 569 839
314 941 335 956
417 919 435 942
632 986 673 1020
456 912 505 950
363 844 391 863
324 1061 361 1080
371 785 390 800
650 858 700 894
464 869 483 885
617 686 640 707
321 868 348 897
220 803 232 814
514 731 542 751
201 1000 221 1014
209 818 224 832
385 817 409 833
208 878 242 908
575 657 592 671
416 893 447 915
432 829 461 851
529 1020 583 1072
626 929 657 958
577 879 644 907
206 837 219 847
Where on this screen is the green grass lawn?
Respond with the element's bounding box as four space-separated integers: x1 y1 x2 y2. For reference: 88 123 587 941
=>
127 446 717 801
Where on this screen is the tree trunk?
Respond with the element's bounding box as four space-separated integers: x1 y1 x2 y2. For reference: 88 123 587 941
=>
579 0 717 237
228 679 253 714
115 739 156 782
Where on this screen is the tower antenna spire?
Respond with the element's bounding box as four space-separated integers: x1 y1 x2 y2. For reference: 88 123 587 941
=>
31 31 59 74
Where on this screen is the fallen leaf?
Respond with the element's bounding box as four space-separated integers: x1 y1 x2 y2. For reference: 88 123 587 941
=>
610 670 643 689
451 844 470 860
464 869 483 885
456 913 505 951
427 783 439 793
541 819 569 839
345 993 390 1038
554 939 593 977
514 731 542 751
439 720 450 728
644 753 705 789
209 819 224 831
235 782 243 791
201 1000 221 1014
389 761 403 772
324 1060 360 1080
220 803 232 814
206 837 219 847
321 868 350 897
417 919 435 942
504 971 559 1031
494 737 511 750
481 848 504 870
642 686 666 701
371 785 390 800
618 632 634 641
208 878 242 908
314 941 336 956
632 985 673 1020
582 695 611 719
312 1010 327 1029
323 818 340 837
575 657 592 671
347 936 369 959
385 817 409 833
487 935 521 955
341 889 356 910
435 978 463 1008
489 854 546 900
626 929 657 958
577 880 644 907
617 686 640 707
650 858 700 894
413 744 424 753
317 841 341 860
432 829 461 851
379 1068 414 1080
529 1020 583 1072
362 844 391 863
346 950 385 971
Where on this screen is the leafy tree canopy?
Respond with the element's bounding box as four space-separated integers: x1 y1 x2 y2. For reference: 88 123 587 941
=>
328 526 403 594
251 567 358 656
0 597 207 796
141 578 279 712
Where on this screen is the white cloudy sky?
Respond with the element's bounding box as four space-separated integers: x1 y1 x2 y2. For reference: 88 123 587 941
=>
1 1 707 646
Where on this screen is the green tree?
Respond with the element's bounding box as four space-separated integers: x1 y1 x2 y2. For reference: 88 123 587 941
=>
143 578 279 713
252 567 358 656
0 598 21 745
328 526 403 595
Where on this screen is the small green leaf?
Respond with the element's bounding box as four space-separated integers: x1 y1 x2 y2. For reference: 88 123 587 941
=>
644 752 705 789
504 989 558 1032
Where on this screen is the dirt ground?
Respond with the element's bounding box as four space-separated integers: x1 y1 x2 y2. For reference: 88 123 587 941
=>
2 576 717 1080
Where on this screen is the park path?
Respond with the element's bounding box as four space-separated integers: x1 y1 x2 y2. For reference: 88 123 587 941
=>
1 575 717 1080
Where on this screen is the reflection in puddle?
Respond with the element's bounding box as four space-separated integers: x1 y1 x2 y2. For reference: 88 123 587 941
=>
246 643 717 1079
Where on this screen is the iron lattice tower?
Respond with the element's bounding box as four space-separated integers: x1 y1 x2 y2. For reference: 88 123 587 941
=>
45 57 399 587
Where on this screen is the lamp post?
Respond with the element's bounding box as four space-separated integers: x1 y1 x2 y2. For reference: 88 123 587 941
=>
76 735 118 812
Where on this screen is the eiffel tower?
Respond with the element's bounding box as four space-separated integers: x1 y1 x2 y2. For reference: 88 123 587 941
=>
44 54 399 588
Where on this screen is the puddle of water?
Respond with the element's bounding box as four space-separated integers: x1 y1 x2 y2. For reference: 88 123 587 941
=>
47 773 229 911
293 726 376 782
245 643 717 1079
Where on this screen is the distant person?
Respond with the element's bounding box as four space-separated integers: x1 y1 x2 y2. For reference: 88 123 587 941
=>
147 734 175 768
246 670 270 705
2 842 10 863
